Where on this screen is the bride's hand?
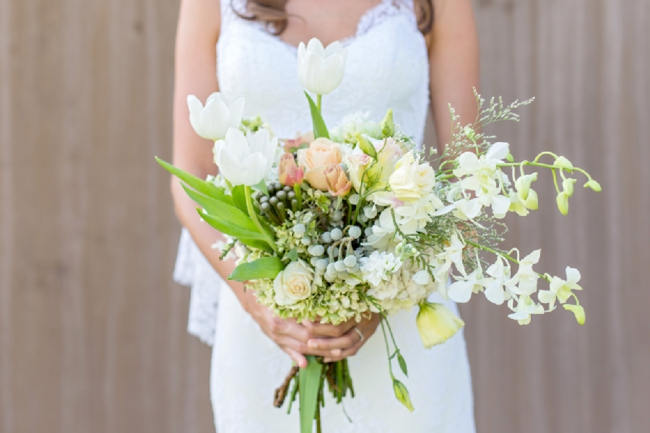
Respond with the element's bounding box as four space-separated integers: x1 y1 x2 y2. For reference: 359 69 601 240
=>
243 292 359 368
303 314 381 363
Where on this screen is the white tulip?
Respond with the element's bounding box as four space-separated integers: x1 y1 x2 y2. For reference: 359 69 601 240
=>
187 92 244 140
297 38 347 95
213 128 278 186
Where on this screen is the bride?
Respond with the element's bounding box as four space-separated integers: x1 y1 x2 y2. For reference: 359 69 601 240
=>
171 0 478 431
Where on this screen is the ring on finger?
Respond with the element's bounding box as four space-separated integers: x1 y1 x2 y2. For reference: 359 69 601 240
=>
353 326 365 343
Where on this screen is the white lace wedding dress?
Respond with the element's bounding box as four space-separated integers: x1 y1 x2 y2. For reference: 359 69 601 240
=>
173 0 476 431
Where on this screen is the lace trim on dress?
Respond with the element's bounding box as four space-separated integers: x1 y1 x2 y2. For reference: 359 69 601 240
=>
174 228 222 346
223 0 417 44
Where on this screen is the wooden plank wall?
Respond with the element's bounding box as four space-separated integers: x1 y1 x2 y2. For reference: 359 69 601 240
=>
0 0 647 432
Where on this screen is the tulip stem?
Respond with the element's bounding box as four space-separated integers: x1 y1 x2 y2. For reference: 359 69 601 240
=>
244 185 278 252
317 94 322 113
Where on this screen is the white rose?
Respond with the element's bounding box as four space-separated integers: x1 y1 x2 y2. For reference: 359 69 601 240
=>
389 152 435 202
273 261 314 306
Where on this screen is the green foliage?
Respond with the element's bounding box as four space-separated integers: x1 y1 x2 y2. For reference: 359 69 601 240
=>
229 257 284 282
298 356 324 433
155 157 227 200
305 92 330 139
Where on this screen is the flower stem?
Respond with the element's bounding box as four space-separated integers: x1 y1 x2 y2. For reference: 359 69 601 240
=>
244 185 278 252
317 94 323 113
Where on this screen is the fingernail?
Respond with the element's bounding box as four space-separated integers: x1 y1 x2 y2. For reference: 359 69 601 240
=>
332 349 342 357
308 340 318 348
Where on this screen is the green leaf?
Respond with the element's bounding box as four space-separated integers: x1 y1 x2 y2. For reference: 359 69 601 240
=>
197 209 266 241
304 92 330 139
228 257 284 282
392 379 414 412
182 185 260 233
299 356 324 433
155 157 227 200
286 249 299 262
231 184 248 213
397 352 408 377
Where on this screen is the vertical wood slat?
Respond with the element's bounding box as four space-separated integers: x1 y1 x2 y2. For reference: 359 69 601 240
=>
0 0 647 432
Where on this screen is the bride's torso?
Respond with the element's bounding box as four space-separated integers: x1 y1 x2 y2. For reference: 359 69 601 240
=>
216 0 430 144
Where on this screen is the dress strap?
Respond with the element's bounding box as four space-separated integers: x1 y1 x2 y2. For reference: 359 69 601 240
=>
356 0 417 37
220 0 247 28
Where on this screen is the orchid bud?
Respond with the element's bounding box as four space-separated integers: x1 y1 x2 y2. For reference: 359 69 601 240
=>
556 192 569 215
554 156 574 171
584 179 602 192
562 178 576 197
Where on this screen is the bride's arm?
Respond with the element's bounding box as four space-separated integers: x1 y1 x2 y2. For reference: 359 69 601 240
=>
428 0 480 151
172 0 342 367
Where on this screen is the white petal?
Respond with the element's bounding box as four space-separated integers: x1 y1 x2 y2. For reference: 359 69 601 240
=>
484 279 505 305
565 266 581 284
448 280 472 303
491 195 511 218
486 142 510 161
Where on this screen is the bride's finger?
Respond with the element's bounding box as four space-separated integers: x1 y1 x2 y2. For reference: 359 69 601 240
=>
302 318 356 338
306 328 361 351
276 335 335 358
282 346 307 369
323 340 365 363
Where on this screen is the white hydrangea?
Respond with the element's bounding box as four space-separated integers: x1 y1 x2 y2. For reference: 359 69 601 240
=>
360 251 402 287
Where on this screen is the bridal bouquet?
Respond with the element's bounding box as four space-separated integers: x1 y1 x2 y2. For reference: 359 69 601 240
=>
157 38 600 433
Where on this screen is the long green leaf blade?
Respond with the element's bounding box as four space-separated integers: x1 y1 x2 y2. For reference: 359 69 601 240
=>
197 209 266 241
229 257 284 282
304 92 330 139
230 184 248 214
299 356 324 433
182 185 259 233
155 157 227 200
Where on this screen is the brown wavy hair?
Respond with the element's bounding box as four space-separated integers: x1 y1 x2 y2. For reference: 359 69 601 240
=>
236 0 434 35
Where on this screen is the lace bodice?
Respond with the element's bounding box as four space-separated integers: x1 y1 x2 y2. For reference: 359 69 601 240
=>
177 0 430 346
218 0 430 142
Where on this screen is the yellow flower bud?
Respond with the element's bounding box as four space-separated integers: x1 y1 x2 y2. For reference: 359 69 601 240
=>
416 302 464 348
554 156 574 171
562 178 576 197
563 304 586 325
524 189 539 210
556 192 569 215
584 179 602 192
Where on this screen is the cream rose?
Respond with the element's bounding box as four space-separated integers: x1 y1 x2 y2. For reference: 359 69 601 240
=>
297 138 342 190
388 151 435 202
273 261 314 306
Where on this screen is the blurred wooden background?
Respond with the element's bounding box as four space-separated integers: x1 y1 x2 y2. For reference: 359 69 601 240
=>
0 0 648 432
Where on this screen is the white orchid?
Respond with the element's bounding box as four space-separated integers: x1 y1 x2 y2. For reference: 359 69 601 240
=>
187 92 244 140
452 142 511 219
448 267 485 303
538 266 583 308
213 127 278 186
507 295 544 325
506 249 541 296
297 38 347 95
483 256 512 305
437 233 467 276
509 173 539 216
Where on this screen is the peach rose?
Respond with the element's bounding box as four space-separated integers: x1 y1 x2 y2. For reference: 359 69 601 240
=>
324 165 352 196
297 138 342 190
278 153 304 186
